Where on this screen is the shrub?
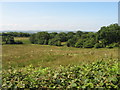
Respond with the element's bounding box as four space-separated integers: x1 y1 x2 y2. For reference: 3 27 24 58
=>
15 40 23 44
67 37 77 47
2 59 119 88
83 42 94 48
55 32 67 42
94 43 103 48
30 32 50 45
48 38 61 46
106 43 119 48
75 39 84 48
112 43 119 47
83 38 95 48
106 44 114 48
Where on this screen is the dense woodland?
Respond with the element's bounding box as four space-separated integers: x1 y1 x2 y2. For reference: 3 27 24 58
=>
2 23 120 48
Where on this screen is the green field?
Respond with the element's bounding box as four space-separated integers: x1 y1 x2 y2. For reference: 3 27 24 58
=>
2 44 118 69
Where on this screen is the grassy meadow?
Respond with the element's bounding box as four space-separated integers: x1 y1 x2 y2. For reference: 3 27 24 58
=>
2 44 118 70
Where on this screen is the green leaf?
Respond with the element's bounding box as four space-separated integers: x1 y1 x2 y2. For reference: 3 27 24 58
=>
70 82 77 87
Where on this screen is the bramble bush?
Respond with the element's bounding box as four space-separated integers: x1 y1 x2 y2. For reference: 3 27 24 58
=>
2 59 120 89
94 43 104 48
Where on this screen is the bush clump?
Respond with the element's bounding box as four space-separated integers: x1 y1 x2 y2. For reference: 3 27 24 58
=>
94 43 103 48
15 40 23 44
2 59 119 89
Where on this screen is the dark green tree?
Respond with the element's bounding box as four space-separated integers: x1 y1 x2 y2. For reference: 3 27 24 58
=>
67 37 77 47
2 36 15 44
48 38 61 46
75 39 85 48
55 32 67 42
67 32 75 40
76 31 83 37
36 32 50 45
30 32 50 45
96 24 120 46
30 34 37 44
49 32 58 39
83 38 95 48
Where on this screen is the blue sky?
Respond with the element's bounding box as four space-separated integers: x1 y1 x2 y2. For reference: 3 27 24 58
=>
0 2 118 31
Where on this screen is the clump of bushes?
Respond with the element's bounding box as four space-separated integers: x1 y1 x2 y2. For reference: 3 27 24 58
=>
94 43 104 48
2 36 15 44
2 59 119 89
15 40 23 44
48 38 61 46
106 43 120 48
67 37 77 47
2 36 23 44
75 39 84 48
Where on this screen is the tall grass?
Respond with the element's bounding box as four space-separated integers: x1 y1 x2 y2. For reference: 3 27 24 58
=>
2 45 118 69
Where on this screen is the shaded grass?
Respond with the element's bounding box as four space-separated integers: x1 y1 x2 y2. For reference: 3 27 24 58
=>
2 44 118 69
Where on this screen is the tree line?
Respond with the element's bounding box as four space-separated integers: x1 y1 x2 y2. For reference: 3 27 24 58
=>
2 36 23 44
2 23 120 48
1 32 31 44
30 23 120 48
1 32 31 37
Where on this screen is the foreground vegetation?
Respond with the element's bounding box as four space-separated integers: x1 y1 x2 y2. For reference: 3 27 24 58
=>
2 58 119 88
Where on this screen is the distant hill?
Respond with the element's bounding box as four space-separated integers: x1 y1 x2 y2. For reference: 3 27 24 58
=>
0 30 97 33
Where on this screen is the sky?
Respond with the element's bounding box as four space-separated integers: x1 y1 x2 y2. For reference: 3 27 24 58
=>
0 2 118 32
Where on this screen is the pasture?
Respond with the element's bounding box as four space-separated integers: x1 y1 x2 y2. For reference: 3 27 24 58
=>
2 44 118 70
